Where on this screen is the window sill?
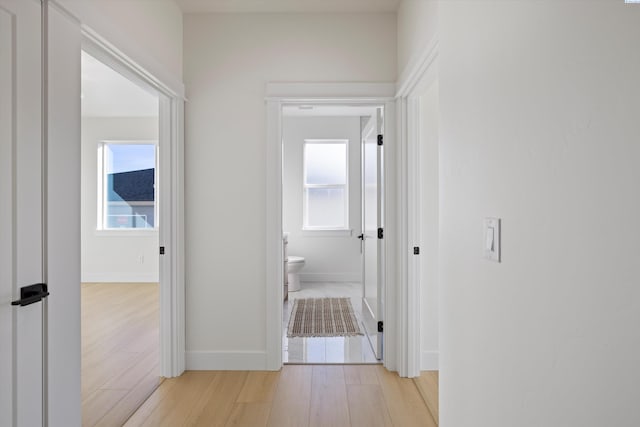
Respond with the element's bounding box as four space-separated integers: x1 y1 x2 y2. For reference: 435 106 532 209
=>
299 229 353 237
95 229 158 237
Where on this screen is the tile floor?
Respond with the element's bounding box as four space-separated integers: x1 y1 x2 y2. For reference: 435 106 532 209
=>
283 281 379 364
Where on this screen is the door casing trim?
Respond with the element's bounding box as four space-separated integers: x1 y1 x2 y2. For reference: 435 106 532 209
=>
265 82 404 372
396 37 440 376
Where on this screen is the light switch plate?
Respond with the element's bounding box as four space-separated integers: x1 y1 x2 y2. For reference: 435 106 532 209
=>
484 217 501 262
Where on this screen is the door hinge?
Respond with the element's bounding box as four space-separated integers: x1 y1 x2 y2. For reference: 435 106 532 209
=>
377 134 383 146
377 228 383 239
159 246 165 255
377 321 384 333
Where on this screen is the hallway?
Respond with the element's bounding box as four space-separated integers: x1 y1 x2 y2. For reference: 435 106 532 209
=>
124 365 438 426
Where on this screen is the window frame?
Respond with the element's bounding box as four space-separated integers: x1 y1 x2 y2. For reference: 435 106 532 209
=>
97 139 159 231
302 139 350 231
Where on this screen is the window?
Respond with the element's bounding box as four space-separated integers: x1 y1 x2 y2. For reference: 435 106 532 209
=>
98 141 157 229
303 140 348 230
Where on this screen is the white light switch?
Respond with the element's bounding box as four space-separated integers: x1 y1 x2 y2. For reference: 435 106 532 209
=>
485 227 494 251
484 218 501 262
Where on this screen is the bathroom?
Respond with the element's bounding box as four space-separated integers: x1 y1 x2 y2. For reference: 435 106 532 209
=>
282 104 381 364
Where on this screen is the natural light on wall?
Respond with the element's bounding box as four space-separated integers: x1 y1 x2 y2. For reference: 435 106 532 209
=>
303 140 349 230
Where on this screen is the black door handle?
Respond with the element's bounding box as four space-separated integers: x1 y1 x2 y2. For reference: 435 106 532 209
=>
357 234 365 240
11 283 49 307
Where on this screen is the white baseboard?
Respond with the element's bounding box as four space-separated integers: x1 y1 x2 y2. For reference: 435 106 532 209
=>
81 272 159 283
421 351 439 371
186 351 268 370
299 273 361 282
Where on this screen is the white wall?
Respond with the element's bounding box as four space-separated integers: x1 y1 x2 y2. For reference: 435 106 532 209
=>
81 117 159 283
283 116 363 283
397 0 438 81
183 12 396 366
439 1 640 426
55 0 183 90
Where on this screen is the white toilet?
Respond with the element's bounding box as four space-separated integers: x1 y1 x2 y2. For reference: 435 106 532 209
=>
287 256 305 292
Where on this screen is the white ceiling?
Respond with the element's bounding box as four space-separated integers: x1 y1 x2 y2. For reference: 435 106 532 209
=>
81 51 158 118
282 105 378 117
175 0 400 14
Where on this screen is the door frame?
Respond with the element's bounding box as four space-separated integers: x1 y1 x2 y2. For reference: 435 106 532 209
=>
396 38 440 377
360 111 385 359
79 27 186 378
42 1 185 423
265 82 404 371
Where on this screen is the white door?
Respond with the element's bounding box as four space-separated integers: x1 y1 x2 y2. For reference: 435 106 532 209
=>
361 108 384 359
0 0 46 425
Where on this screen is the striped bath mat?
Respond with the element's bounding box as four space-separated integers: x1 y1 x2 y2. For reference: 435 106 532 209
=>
287 297 363 338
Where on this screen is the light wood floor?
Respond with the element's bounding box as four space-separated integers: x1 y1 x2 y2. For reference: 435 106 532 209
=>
124 365 438 427
415 371 439 425
82 283 161 427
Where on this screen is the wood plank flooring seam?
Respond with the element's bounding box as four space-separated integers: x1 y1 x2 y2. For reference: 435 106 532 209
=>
411 377 437 426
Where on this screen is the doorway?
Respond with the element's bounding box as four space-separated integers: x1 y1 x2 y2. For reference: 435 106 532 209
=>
281 104 384 364
80 50 163 425
1 2 185 423
265 83 398 372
